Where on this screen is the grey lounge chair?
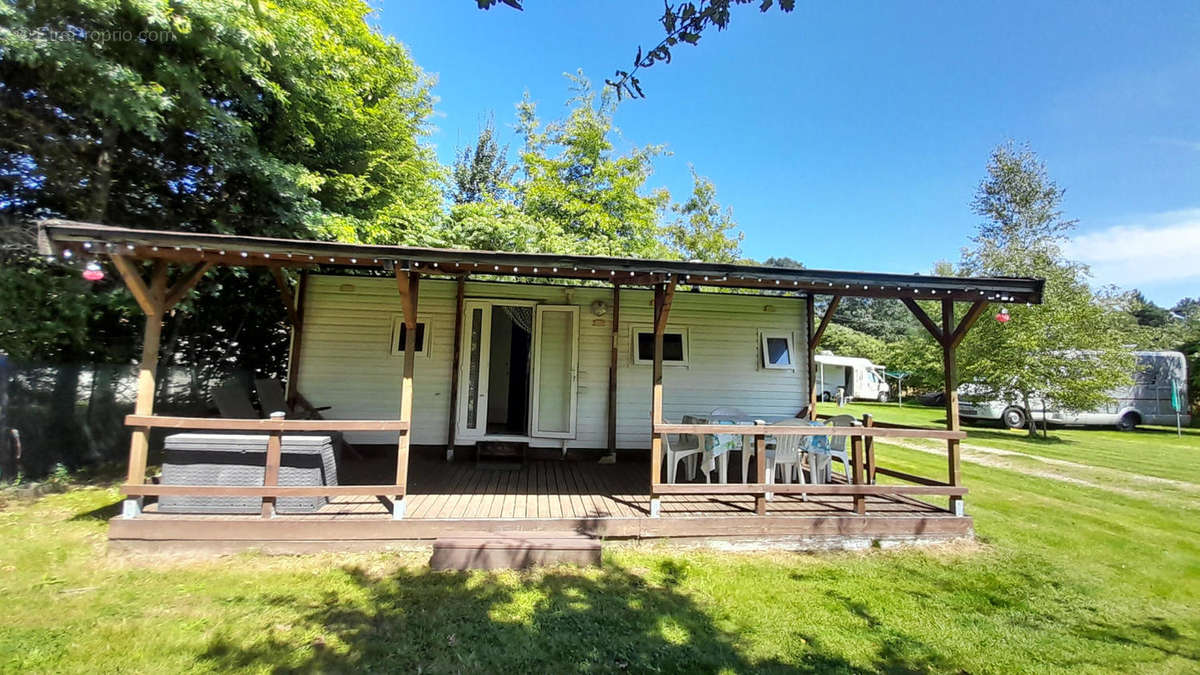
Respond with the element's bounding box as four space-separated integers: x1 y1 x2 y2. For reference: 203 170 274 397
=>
213 381 260 419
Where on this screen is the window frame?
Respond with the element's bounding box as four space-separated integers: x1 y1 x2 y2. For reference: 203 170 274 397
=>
389 315 430 357
760 331 797 371
631 325 690 367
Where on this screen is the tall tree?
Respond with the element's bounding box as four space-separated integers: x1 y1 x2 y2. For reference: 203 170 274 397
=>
514 73 670 257
664 167 743 262
450 116 515 204
958 143 1131 436
0 0 442 469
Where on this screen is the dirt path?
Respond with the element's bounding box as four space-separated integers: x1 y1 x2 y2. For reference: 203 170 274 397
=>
885 438 1200 499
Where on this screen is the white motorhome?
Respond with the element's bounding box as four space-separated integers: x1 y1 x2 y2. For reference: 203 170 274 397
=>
958 350 1191 431
814 352 890 403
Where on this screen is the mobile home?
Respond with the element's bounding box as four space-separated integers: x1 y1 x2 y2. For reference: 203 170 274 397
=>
814 353 890 402
39 220 1045 550
959 350 1191 430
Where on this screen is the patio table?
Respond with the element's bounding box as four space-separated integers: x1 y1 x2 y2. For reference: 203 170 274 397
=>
688 414 831 483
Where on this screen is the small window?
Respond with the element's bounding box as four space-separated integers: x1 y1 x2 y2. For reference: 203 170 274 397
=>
390 316 428 356
760 332 796 370
633 327 688 366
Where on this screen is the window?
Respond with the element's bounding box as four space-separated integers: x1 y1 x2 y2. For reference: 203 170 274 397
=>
760 332 796 370
633 327 688 366
390 316 428 356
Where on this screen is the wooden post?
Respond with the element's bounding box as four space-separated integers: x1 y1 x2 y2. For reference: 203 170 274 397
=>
942 299 964 516
282 272 307 406
754 420 767 515
445 275 466 462
851 434 866 514
649 278 675 518
113 258 168 518
394 269 420 519
806 295 817 419
807 295 841 418
261 411 284 518
862 413 876 485
604 283 620 463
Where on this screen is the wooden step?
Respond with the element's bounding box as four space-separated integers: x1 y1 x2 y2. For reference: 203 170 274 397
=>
430 532 601 571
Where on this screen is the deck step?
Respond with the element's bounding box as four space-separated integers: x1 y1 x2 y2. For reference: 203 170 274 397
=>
430 532 601 571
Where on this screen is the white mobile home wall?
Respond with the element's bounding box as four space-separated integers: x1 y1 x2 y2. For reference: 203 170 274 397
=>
292 275 811 448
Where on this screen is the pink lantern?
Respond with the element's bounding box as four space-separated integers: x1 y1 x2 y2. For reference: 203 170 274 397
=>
82 261 105 282
995 308 1011 324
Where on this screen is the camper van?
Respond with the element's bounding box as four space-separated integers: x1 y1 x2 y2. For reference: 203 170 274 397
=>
814 352 891 402
958 350 1191 431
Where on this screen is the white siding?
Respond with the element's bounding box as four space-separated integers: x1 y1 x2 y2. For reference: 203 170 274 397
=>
294 275 810 448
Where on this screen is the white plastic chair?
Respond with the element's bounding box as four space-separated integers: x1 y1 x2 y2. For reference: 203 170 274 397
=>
662 420 705 483
768 419 809 497
709 407 753 481
824 414 859 483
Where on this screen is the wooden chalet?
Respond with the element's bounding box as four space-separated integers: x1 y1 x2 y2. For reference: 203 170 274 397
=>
38 220 1043 551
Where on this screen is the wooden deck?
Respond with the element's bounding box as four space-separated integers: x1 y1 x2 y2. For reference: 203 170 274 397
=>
111 454 972 550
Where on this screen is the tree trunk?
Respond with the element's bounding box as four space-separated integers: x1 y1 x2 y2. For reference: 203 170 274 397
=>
88 126 119 222
1023 392 1037 437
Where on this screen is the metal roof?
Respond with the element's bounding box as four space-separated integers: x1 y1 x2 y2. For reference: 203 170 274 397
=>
38 220 1043 303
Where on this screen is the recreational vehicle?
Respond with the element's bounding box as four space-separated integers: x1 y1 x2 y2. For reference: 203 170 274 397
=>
958 350 1191 430
814 352 890 402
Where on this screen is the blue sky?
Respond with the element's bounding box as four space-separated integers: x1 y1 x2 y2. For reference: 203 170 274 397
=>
378 1 1199 306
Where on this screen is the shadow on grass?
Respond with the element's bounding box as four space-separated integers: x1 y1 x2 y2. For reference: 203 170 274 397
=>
70 499 122 522
195 559 843 673
1077 616 1200 662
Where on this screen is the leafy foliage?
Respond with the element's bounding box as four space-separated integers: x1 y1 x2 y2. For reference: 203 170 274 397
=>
957 144 1132 434
511 74 671 257
818 323 887 364
664 167 743 263
450 116 516 205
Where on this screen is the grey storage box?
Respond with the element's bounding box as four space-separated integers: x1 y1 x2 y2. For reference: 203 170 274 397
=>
159 433 340 514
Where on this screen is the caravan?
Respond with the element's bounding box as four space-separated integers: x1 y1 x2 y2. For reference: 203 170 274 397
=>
958 350 1191 431
814 352 891 403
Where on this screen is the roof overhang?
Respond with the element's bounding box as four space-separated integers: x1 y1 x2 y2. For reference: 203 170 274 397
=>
38 220 1044 303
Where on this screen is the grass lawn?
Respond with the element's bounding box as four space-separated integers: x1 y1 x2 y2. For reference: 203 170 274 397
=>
2 424 1198 672
818 401 1200 486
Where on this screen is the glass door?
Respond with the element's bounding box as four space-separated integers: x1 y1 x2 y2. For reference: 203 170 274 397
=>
529 305 580 439
456 301 491 440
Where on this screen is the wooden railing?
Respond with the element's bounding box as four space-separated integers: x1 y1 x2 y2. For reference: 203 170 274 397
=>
651 415 967 516
121 415 410 518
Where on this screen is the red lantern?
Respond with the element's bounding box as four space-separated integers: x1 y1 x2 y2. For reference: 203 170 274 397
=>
995 308 1011 324
82 261 105 282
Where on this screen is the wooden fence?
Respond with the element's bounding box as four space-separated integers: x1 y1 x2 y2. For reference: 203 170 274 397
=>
651 415 967 516
120 415 410 518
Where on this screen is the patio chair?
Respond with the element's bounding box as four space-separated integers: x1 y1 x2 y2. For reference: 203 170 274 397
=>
662 417 705 483
254 378 331 419
768 419 809 485
823 414 859 483
213 381 260 419
709 407 754 481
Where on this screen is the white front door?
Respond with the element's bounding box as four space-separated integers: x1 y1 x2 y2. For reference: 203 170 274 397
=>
529 305 579 439
456 300 493 441
456 301 580 441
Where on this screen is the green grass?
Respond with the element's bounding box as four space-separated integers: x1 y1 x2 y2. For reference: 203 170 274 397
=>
818 400 1200 486
1 433 1198 672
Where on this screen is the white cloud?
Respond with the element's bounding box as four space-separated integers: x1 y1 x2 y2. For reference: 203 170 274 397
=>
1066 209 1200 289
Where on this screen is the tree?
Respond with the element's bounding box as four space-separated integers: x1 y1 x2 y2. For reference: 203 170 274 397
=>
664 167 743 262
475 1 797 99
0 0 442 469
958 144 1131 436
831 298 918 343
819 324 887 364
762 256 803 269
514 73 670 257
450 116 516 204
